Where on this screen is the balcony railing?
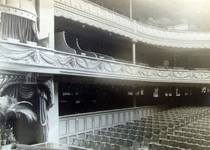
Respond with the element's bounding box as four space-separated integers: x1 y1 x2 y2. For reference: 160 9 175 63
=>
54 0 210 48
0 40 210 83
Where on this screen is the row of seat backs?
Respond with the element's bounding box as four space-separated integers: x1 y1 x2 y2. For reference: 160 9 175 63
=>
11 143 90 150
55 31 114 60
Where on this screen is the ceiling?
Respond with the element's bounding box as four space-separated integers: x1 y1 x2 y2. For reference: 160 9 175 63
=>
88 0 210 31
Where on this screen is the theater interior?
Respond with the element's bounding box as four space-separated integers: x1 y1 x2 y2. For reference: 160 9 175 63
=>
1 0 210 150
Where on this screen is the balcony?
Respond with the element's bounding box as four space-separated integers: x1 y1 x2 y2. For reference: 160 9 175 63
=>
54 0 210 49
1 40 210 83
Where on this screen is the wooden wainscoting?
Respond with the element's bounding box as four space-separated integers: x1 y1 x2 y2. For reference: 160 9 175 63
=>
59 105 166 145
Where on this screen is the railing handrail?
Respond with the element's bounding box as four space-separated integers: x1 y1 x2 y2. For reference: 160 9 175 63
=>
59 105 162 119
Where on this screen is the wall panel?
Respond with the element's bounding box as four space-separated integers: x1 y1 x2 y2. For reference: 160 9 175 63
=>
59 106 166 144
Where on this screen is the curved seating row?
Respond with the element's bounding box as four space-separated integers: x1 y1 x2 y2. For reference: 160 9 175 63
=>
69 107 210 150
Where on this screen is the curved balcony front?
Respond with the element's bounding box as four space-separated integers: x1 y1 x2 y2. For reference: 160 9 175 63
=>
0 0 37 21
54 0 210 49
0 1 38 43
0 40 210 84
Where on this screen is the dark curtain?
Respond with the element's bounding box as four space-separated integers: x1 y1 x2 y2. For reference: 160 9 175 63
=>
0 13 38 42
0 83 52 144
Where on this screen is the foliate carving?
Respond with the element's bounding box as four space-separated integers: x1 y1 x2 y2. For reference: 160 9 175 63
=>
0 71 26 94
54 0 210 49
173 71 191 79
56 54 75 68
1 41 210 83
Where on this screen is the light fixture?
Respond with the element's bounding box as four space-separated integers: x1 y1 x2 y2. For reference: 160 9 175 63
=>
140 89 144 95
184 92 188 96
136 91 140 96
202 87 207 94
153 88 159 98
176 88 181 96
128 91 133 96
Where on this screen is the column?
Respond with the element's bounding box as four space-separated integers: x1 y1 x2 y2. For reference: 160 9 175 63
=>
38 0 55 48
48 80 59 143
173 52 177 67
132 40 136 65
129 0 133 19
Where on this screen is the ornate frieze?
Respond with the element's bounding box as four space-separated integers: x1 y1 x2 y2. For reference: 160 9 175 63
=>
1 41 210 83
0 4 37 21
54 0 210 48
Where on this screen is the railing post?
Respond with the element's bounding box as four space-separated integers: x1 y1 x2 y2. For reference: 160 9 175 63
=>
173 52 177 67
132 39 137 65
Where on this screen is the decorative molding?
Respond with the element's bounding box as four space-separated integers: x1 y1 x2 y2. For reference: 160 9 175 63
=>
0 5 37 21
0 71 26 94
1 41 210 84
54 0 210 49
54 1 134 39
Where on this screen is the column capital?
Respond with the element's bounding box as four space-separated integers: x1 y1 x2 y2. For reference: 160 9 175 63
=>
132 38 137 43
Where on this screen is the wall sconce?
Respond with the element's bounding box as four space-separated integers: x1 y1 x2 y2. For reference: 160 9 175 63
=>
176 88 181 96
128 91 133 96
201 87 209 95
202 87 207 94
184 92 188 96
136 91 140 96
153 88 159 98
140 89 144 96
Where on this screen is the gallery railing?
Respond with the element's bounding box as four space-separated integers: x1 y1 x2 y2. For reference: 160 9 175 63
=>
9 142 91 150
59 106 164 145
1 40 210 83
54 0 210 48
